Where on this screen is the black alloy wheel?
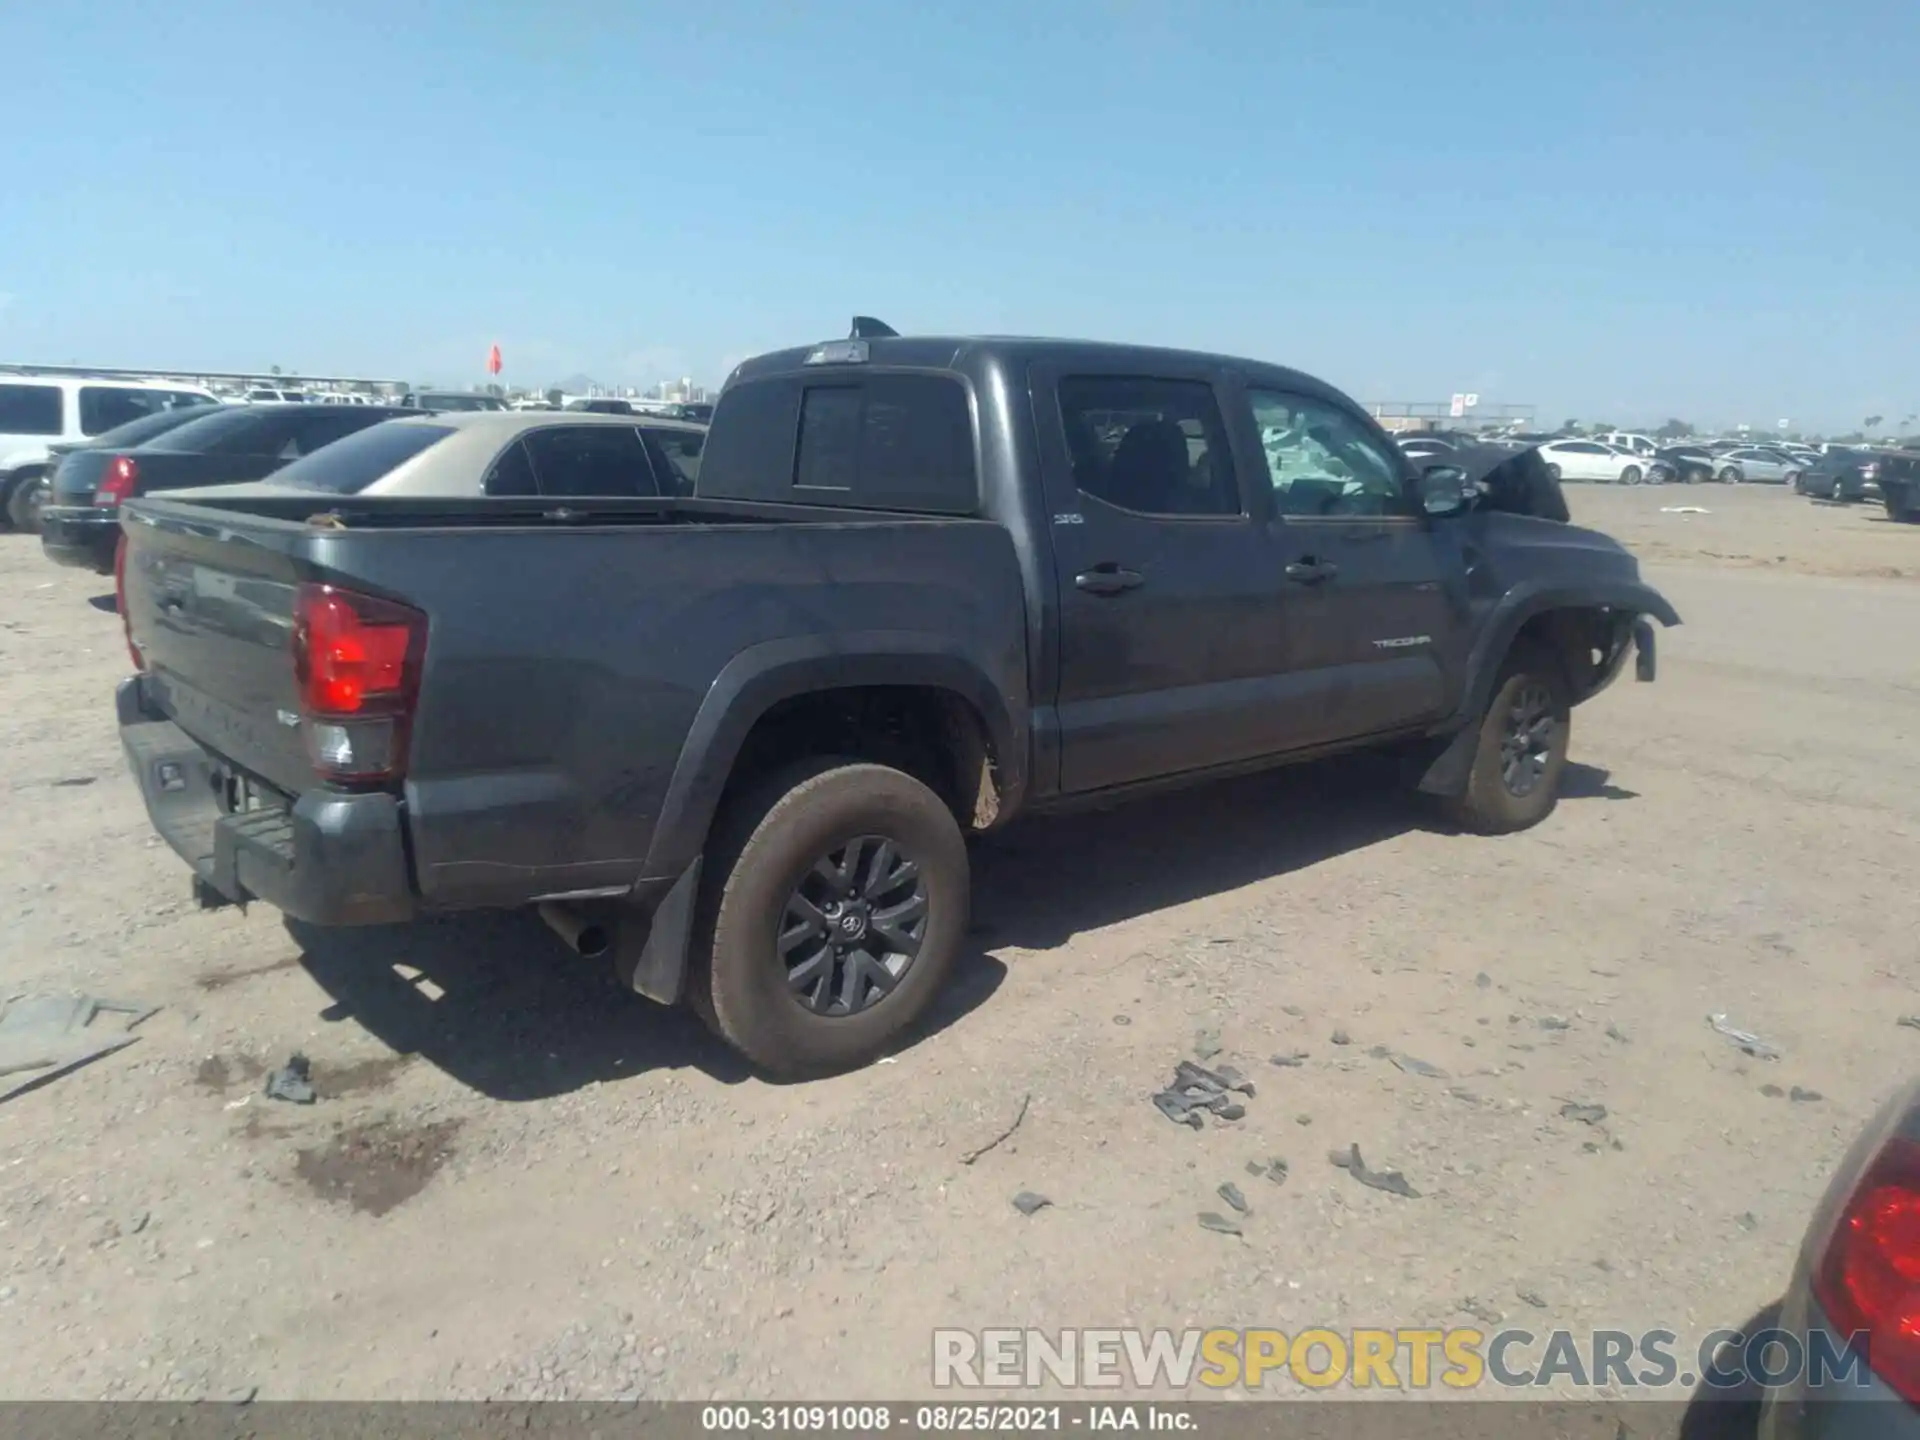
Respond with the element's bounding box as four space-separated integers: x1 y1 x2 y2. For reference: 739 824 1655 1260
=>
1499 681 1560 799
779 836 929 1016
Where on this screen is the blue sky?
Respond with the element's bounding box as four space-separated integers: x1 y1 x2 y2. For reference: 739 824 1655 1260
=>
3 0 1916 432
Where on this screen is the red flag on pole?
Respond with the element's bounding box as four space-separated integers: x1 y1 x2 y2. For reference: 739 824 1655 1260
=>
486 343 502 376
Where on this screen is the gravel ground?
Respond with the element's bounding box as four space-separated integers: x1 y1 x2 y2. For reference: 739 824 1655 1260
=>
0 482 1915 1409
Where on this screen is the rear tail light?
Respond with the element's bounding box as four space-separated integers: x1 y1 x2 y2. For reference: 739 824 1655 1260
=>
94 455 138 507
113 535 142 671
291 582 427 784
1862 462 1880 480
1811 1135 1920 1403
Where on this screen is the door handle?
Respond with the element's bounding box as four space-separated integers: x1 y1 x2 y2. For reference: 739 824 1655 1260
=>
1284 559 1339 584
1074 564 1145 596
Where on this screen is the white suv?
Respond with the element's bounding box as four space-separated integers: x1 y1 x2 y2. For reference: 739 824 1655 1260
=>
0 374 218 530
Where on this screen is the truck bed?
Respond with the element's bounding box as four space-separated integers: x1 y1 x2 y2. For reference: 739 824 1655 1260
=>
118 492 1031 916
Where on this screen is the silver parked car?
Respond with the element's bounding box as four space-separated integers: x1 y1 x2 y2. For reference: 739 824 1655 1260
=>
1715 447 1806 485
164 410 707 503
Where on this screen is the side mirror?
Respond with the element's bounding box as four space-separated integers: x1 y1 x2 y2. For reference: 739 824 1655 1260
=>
1417 464 1473 518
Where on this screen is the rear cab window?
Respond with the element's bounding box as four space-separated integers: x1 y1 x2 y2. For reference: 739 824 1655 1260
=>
268 423 456 493
699 372 977 514
0 383 64 436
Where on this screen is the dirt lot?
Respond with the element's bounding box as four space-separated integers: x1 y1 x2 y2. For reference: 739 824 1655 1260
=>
0 483 1915 1407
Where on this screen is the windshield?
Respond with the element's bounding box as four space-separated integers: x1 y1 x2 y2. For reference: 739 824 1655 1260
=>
267 422 456 494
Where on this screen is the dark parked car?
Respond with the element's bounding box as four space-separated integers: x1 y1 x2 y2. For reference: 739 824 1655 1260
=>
114 325 1677 1076
40 404 413 572
1794 449 1882 503
1651 445 1716 485
660 402 714 423
1875 448 1920 522
11 403 219 535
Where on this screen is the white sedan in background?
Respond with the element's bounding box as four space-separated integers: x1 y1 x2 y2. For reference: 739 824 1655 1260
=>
1534 439 1651 484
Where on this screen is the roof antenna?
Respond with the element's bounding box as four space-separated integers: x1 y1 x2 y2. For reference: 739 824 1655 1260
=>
849 316 898 339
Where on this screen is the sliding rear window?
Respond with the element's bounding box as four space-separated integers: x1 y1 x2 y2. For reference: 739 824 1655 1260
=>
268 423 456 494
698 372 977 514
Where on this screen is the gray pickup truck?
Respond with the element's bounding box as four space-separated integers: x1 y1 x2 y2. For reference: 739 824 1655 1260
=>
115 324 1678 1075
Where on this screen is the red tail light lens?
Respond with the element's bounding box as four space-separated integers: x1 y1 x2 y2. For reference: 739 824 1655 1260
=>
95 455 139 507
113 534 142 670
1811 1136 1920 1403
291 583 426 783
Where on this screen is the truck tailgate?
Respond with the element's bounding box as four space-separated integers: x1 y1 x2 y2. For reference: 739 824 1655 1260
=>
119 503 316 797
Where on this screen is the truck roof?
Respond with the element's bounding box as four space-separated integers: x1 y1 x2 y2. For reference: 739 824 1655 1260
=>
728 334 1356 409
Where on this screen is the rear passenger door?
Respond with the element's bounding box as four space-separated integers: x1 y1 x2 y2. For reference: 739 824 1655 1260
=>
1034 364 1304 795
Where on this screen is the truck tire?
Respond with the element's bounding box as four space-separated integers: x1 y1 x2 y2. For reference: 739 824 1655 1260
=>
1441 644 1572 835
693 758 970 1076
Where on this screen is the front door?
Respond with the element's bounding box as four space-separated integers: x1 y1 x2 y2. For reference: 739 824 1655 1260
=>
1242 385 1460 745
1036 367 1300 795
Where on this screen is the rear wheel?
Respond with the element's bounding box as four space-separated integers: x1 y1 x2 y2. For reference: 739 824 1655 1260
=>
1830 475 1850 503
1441 644 1572 835
5 471 48 534
1620 465 1642 486
692 758 970 1076
1719 467 1743 484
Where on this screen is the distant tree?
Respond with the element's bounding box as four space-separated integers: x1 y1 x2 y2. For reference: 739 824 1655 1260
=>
1561 418 1579 434
1865 415 1884 430
545 387 564 407
269 364 282 377
1655 418 1692 440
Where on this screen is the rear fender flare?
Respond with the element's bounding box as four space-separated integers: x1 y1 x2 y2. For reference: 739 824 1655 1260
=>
639 634 1027 880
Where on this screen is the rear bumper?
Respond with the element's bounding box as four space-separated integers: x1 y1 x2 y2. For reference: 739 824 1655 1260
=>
117 675 416 926
40 505 119 573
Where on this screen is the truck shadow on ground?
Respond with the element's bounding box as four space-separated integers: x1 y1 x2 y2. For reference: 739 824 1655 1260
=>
285 912 1012 1101
284 753 1635 1101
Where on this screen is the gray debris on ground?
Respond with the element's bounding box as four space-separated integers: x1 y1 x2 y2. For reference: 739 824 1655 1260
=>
1537 1016 1572 1032
1151 1060 1255 1129
1270 1051 1308 1068
1389 1052 1447 1079
1330 1029 1352 1046
1789 1086 1823 1104
1329 1143 1421 1199
1217 1182 1249 1214
1193 1028 1222 1061
1515 1288 1548 1310
1605 1022 1630 1043
1708 1012 1781 1060
1010 1191 1051 1217
1246 1156 1288 1185
0 994 157 1102
1197 1212 1243 1237
1461 1297 1504 1326
1898 1016 1920 1032
263 1054 316 1105
1559 1102 1609 1126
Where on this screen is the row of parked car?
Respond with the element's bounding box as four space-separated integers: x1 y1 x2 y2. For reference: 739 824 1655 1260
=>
0 373 718 543
1390 425 1920 516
